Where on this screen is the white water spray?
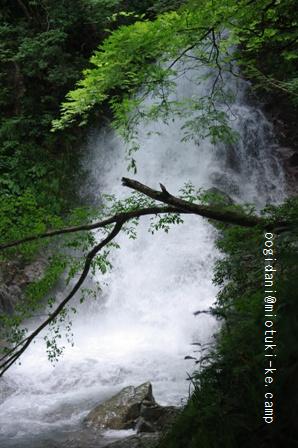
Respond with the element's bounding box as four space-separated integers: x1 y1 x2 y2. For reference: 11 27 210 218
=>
0 70 285 447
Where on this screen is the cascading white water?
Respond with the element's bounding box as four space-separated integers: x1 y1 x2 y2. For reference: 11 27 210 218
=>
0 69 285 447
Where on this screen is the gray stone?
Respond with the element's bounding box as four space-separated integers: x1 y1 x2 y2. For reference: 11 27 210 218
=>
0 285 22 314
84 382 155 430
205 187 234 205
23 260 47 284
136 417 155 433
139 403 179 432
103 434 160 448
84 382 179 434
0 257 48 318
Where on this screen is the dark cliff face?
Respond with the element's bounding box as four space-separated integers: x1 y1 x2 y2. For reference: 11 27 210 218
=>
0 257 47 328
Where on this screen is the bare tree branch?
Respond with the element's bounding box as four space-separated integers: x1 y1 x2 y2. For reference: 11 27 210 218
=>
121 177 279 228
0 206 186 251
2 176 281 252
0 178 287 376
167 28 214 70
0 221 125 377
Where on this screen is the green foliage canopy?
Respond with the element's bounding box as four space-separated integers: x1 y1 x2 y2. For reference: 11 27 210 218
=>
53 0 298 150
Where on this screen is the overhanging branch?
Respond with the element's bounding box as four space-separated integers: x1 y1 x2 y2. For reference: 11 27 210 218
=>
0 221 125 377
0 178 286 376
122 177 271 228
0 206 186 251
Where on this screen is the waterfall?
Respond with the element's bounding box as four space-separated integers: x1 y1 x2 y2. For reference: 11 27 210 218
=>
0 69 285 447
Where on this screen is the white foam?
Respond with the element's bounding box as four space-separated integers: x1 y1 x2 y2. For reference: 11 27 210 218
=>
0 65 285 444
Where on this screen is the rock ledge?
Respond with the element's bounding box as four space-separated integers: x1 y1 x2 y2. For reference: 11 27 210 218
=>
84 382 179 434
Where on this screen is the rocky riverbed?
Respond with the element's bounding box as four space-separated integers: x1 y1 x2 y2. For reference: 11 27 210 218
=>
0 382 179 448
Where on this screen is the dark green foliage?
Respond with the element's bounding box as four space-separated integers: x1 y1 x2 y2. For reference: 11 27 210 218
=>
53 0 298 145
159 199 298 448
1 1 298 443
0 0 173 249
0 0 173 359
0 1 98 252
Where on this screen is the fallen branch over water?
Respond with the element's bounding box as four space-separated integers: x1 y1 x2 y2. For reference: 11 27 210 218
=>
0 178 287 376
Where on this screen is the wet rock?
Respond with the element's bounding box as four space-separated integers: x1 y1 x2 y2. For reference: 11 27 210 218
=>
102 434 160 448
0 257 47 318
85 382 179 434
138 403 179 432
22 261 46 284
205 187 234 205
84 382 155 430
56 429 106 448
136 418 155 433
208 172 240 197
0 285 22 314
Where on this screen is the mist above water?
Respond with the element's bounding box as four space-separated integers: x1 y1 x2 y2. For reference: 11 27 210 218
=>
0 68 285 447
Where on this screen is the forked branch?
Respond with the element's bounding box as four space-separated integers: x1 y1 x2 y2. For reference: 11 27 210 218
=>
0 178 285 376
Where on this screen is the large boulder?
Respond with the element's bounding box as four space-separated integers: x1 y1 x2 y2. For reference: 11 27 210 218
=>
84 382 155 430
84 382 179 433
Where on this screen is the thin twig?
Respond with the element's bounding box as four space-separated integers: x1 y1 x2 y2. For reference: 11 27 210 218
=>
0 178 287 375
0 221 125 376
0 206 185 251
